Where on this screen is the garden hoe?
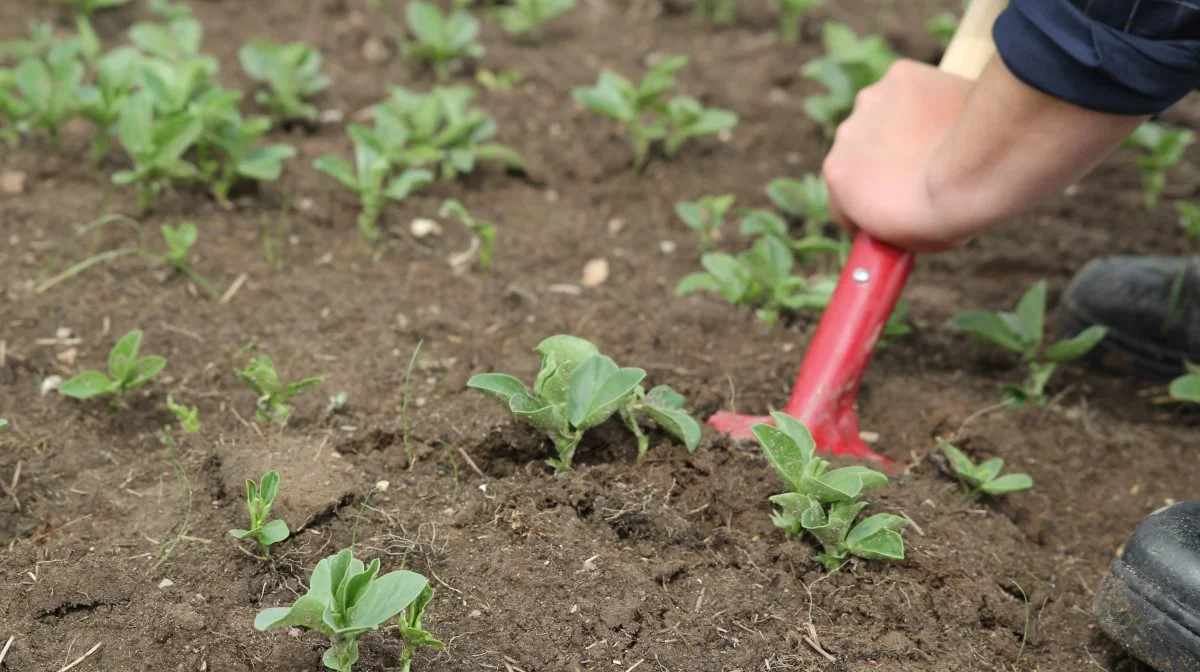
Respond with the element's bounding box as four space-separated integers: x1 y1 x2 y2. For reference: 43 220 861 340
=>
708 0 1009 468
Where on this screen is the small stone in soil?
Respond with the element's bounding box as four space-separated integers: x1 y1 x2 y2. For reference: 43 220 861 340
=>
581 258 609 287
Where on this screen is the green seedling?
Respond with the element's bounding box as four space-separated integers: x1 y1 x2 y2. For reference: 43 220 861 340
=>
675 194 734 250
572 55 737 169
113 91 203 211
402 1 485 80
356 86 525 181
255 548 432 672
662 95 737 157
51 0 131 16
236 353 325 425
493 0 576 38
314 139 434 241
37 216 221 298
230 469 290 555
476 68 523 92
1177 201 1200 240
767 174 830 228
774 0 823 42
927 11 958 46
0 68 31 147
802 22 898 135
148 0 193 20
950 280 1109 406
694 0 735 24
676 235 833 325
468 335 702 472
0 22 58 61
58 329 166 406
239 39 331 122
76 46 139 160
0 419 8 433
1169 362 1200 403
397 585 444 672
11 42 86 143
167 394 201 433
936 438 1033 498
187 88 297 200
129 16 216 68
1125 121 1195 209
738 209 844 262
753 411 906 571
440 199 496 272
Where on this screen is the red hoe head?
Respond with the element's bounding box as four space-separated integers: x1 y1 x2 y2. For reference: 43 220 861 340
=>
708 234 914 469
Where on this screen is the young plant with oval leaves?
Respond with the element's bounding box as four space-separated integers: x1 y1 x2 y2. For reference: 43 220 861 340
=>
753 411 907 571
572 54 737 170
238 39 331 123
936 438 1033 499
950 280 1109 406
314 136 433 241
675 193 734 251
492 0 576 39
402 1 485 80
396 585 443 672
802 22 897 135
230 469 290 556
254 548 434 672
58 329 167 407
1124 121 1196 210
467 335 702 473
236 353 325 426
774 0 824 42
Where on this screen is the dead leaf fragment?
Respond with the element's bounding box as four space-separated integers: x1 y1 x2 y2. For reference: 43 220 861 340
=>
0 171 25 195
581 258 609 287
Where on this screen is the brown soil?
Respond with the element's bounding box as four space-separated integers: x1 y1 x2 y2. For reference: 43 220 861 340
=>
2 1 1197 671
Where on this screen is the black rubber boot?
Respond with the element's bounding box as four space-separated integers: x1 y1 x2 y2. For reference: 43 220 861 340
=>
1058 256 1200 379
1094 500 1200 671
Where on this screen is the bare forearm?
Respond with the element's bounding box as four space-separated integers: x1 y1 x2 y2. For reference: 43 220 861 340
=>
926 56 1146 238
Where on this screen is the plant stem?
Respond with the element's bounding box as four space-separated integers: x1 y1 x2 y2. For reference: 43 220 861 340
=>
402 340 424 470
36 247 145 293
171 261 222 299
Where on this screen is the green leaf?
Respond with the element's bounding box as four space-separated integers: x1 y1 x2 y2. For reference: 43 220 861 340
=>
845 513 907 561
980 473 1033 495
258 518 290 545
509 392 566 435
124 355 166 389
474 143 526 171
151 114 203 163
384 168 433 201
229 528 251 539
1014 281 1047 349
674 272 723 296
282 376 324 400
815 466 888 498
407 1 446 45
534 335 599 371
637 386 702 452
936 438 977 480
313 155 359 191
467 373 529 405
58 370 114 400
1044 325 1108 363
567 356 646 430
698 253 750 302
751 413 816 493
1169 373 1200 403
238 143 296 181
108 329 143 380
739 209 787 238
260 470 280 503
253 595 326 632
975 457 1005 484
347 570 429 630
948 311 1027 353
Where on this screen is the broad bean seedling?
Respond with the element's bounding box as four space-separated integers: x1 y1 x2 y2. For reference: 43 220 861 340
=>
950 280 1108 406
403 1 485 80
675 194 734 251
58 329 167 407
1125 121 1195 210
255 548 434 672
230 469 290 556
754 411 907 571
937 438 1033 498
468 335 702 473
236 354 325 425
802 22 897 135
238 39 331 122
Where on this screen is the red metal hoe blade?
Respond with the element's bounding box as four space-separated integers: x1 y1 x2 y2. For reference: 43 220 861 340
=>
708 234 914 467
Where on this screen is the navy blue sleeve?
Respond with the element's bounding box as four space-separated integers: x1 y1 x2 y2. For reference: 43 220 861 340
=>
993 0 1200 115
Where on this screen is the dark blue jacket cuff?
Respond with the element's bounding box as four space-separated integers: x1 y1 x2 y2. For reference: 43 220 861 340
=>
993 0 1200 115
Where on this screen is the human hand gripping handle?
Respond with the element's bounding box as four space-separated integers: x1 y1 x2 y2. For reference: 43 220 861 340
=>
707 0 1009 465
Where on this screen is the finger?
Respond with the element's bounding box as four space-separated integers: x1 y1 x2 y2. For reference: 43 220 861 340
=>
824 177 858 236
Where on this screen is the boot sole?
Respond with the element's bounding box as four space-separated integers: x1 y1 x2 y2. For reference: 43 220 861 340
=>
1094 558 1200 671
1058 298 1186 380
